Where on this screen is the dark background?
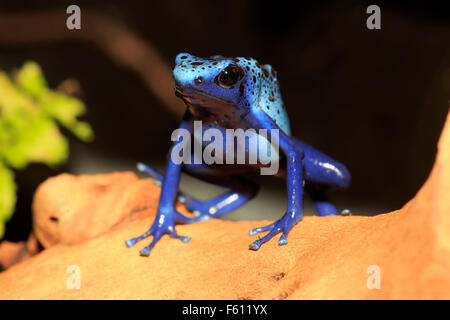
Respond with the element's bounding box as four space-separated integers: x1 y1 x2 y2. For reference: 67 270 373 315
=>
1 0 449 241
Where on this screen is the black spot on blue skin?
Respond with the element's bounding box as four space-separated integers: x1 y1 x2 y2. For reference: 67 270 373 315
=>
239 83 245 97
195 77 203 84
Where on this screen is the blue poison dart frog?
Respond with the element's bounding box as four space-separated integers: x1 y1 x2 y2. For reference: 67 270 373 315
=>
126 53 351 256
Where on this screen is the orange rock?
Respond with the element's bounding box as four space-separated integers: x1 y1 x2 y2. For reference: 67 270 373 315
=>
0 113 449 299
31 171 158 248
0 234 39 269
0 241 26 270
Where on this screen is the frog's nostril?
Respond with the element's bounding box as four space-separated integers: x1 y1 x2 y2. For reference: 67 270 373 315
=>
194 76 203 85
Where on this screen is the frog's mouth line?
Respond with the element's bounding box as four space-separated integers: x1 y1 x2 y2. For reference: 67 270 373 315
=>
175 85 234 106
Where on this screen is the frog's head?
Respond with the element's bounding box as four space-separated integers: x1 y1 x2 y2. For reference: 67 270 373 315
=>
173 52 282 120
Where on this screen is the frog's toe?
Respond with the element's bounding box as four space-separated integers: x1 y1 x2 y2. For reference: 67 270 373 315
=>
184 200 210 217
125 229 152 248
125 239 135 248
278 234 288 246
139 241 158 256
136 162 164 186
137 228 190 257
168 227 191 243
249 225 282 250
249 241 261 251
126 209 195 256
248 211 301 250
249 221 276 236
177 195 187 204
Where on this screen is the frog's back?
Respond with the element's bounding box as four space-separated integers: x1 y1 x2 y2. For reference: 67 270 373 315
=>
253 62 290 136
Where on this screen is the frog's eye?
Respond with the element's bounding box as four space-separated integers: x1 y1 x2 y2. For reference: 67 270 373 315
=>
215 64 244 89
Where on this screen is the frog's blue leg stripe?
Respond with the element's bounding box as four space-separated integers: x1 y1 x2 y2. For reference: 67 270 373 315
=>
138 162 259 220
249 131 304 250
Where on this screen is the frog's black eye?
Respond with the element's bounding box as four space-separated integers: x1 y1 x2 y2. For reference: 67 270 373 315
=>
215 64 244 89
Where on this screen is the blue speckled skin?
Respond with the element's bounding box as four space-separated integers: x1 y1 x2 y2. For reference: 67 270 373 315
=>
126 53 351 255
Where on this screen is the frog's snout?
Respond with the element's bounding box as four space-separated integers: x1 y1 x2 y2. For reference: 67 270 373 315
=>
174 52 192 67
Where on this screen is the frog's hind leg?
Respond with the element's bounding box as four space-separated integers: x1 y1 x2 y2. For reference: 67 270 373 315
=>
183 174 259 219
307 185 339 217
137 162 259 220
296 137 351 217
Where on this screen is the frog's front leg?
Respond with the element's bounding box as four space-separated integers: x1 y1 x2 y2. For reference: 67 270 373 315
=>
249 132 304 250
125 114 199 256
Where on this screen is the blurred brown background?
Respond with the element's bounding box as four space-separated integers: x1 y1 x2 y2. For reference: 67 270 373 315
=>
1 0 449 241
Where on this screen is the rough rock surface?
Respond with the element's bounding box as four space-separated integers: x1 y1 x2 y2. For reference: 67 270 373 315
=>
0 113 449 299
32 171 148 248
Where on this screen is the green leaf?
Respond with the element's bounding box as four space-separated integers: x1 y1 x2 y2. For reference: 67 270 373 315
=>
15 61 48 97
39 91 94 142
0 161 16 239
14 61 94 142
1 113 69 169
0 71 36 115
0 61 93 239
0 70 69 169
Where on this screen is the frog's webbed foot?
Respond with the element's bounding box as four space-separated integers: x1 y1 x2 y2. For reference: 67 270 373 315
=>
125 210 194 256
248 212 302 250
